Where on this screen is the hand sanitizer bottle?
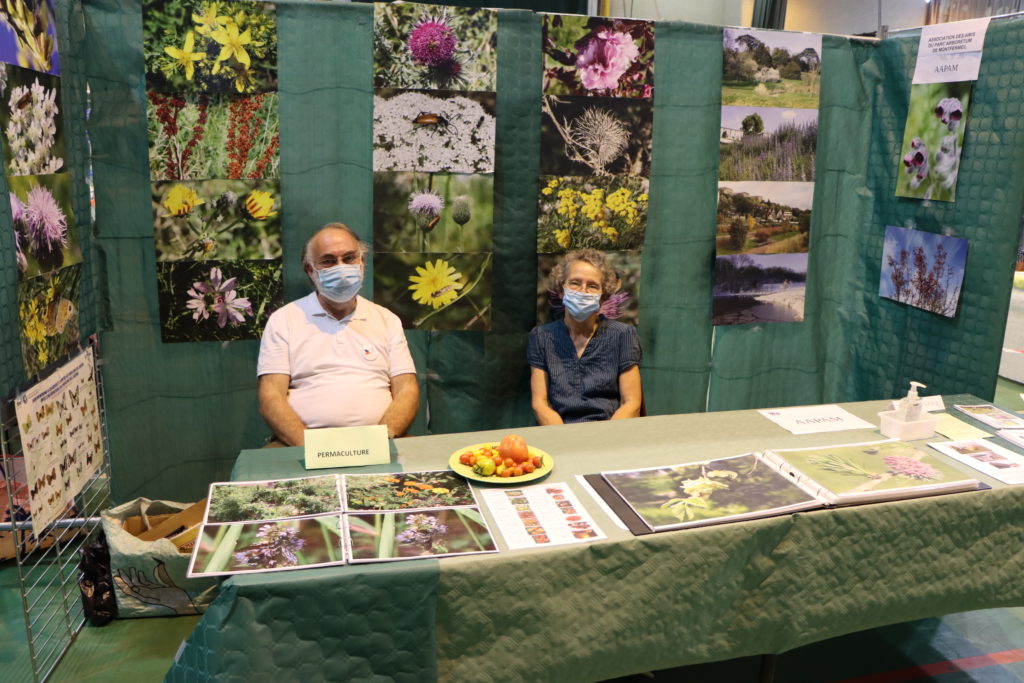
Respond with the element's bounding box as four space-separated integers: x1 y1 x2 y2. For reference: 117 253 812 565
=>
904 381 926 422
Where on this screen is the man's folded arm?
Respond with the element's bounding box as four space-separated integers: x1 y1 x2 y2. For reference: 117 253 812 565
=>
258 373 307 446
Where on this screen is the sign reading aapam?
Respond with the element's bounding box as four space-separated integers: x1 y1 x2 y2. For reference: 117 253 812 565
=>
304 425 390 470
913 17 990 84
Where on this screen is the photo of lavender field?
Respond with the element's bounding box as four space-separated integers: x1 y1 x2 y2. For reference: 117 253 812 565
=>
879 225 967 318
719 106 817 181
713 253 807 326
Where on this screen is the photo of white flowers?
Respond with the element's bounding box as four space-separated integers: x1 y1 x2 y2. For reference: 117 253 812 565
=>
537 250 640 326
156 259 282 342
537 175 648 253
9 173 80 280
373 252 491 331
0 0 60 75
542 15 653 99
18 263 81 377
0 64 64 176
373 89 495 174
373 4 496 92
895 81 971 202
541 95 652 177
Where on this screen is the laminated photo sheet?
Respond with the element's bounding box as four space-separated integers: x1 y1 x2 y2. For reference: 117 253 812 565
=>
954 404 1024 430
476 482 606 550
930 438 1024 485
757 404 876 435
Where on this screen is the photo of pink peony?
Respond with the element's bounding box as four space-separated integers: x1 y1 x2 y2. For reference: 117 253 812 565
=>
543 16 653 99
575 28 639 91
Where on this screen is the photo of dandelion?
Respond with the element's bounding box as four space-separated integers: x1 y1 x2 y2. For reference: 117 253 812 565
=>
374 252 491 331
0 65 64 176
147 91 279 180
537 250 640 326
373 171 492 253
0 0 59 75
722 28 821 109
716 181 813 255
537 176 648 253
541 95 652 177
152 178 281 261
373 89 495 174
879 225 967 318
190 517 343 576
719 106 817 182
373 4 496 92
347 507 496 561
542 15 653 99
208 475 343 523
156 259 282 342
895 81 972 202
9 172 80 280
18 264 80 377
343 471 475 511
143 0 277 94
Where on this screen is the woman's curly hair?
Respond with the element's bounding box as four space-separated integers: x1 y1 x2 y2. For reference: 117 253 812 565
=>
549 248 620 301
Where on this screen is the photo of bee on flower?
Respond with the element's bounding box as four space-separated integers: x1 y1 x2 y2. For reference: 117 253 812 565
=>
0 0 60 75
537 175 648 253
9 172 81 280
895 80 972 202
143 0 277 94
542 15 654 99
0 64 65 177
18 263 81 376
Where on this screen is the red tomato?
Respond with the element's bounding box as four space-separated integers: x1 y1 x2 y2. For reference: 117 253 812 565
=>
469 455 478 466
459 453 472 466
531 455 542 468
499 435 529 464
503 458 515 468
513 466 524 477
521 462 536 474
500 469 513 478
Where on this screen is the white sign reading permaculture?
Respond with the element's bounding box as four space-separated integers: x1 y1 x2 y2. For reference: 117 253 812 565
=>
913 17 990 84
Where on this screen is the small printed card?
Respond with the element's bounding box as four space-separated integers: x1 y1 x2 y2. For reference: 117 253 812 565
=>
758 404 876 435
889 395 945 413
929 439 1024 485
304 425 390 469
477 482 606 549
935 413 990 441
997 429 1024 450
954 404 1024 430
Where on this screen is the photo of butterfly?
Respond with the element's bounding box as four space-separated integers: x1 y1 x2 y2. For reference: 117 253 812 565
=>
44 297 77 336
22 416 32 432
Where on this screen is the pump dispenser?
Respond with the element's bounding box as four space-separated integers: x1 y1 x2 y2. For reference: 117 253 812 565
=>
879 380 937 440
903 381 926 421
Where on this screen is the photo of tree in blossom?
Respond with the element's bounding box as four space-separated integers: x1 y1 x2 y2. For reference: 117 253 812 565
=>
152 178 281 261
346 507 496 562
716 181 813 255
713 253 807 326
373 252 491 331
542 15 653 99
719 106 817 181
879 225 967 318
147 91 279 180
156 259 282 342
541 96 652 177
537 250 640 326
373 4 496 92
373 171 492 253
143 0 277 94
722 28 821 109
373 89 495 174
18 263 80 376
537 176 648 253
9 173 80 280
0 65 64 176
0 0 60 75
895 81 972 202
190 517 342 576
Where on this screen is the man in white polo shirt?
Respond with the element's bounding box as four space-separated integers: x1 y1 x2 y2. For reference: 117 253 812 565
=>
257 223 419 446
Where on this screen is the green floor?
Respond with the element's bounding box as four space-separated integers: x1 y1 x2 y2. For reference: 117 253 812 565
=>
3 379 1024 682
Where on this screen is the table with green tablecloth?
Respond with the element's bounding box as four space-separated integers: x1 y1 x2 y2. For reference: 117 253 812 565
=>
166 396 1024 682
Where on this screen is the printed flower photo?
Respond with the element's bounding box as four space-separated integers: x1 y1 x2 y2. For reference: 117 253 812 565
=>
373 89 495 174
879 225 967 318
0 65 64 176
723 28 821 109
19 263 80 376
542 15 653 98
9 173 80 280
716 181 813 255
147 91 279 180
538 175 648 253
719 106 817 182
713 253 807 326
208 475 343 523
347 507 496 561
190 516 342 576
373 4 496 92
895 81 972 202
152 178 281 261
0 0 59 75
537 250 640 326
373 171 492 253
143 0 277 94
541 95 652 177
374 252 491 331
156 259 282 342
343 471 475 511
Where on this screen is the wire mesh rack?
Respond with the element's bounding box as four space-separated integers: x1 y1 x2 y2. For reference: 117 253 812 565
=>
1 342 113 683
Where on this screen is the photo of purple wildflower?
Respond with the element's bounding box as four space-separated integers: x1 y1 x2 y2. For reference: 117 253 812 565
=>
537 250 640 327
9 172 80 280
373 4 496 92
0 65 65 176
0 0 60 75
347 507 496 561
190 516 343 576
543 15 653 99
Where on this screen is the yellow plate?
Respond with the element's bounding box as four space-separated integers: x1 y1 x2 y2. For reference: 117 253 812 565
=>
448 442 554 485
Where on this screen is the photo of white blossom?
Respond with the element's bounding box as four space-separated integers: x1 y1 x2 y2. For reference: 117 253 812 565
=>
9 173 80 280
0 0 60 75
373 88 495 174
541 95 652 177
0 64 64 176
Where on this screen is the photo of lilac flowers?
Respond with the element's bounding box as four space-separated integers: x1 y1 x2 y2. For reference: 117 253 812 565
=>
190 516 343 576
373 252 491 331
719 106 817 182
373 4 496 92
0 0 60 75
895 81 972 202
373 89 495 174
0 65 64 176
143 0 277 94
542 15 653 99
18 263 80 376
152 178 281 261
537 175 648 253
537 250 640 326
147 91 279 180
156 259 282 342
879 225 967 318
346 507 496 562
541 95 652 177
9 173 80 280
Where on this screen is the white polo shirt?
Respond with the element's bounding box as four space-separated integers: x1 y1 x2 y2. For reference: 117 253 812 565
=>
257 293 416 429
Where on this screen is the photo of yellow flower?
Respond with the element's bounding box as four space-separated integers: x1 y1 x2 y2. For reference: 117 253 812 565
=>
374 252 491 330
18 263 81 377
537 175 648 253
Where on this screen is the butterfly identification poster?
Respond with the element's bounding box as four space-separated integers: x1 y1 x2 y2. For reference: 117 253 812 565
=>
14 346 104 535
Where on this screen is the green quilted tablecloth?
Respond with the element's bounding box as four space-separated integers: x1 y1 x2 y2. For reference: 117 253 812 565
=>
167 397 1024 681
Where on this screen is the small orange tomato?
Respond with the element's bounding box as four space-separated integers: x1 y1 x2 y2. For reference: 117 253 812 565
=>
513 466 524 477
459 453 472 466
500 469 513 478
521 462 536 474
531 455 542 468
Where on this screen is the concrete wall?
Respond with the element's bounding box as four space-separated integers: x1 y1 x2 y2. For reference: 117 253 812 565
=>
785 0 925 36
606 0 755 27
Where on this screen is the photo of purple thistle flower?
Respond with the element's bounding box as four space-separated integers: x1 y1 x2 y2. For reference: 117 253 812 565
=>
10 192 26 276
408 191 444 217
407 17 457 67
185 266 253 327
883 454 940 480
21 184 67 270
233 523 305 569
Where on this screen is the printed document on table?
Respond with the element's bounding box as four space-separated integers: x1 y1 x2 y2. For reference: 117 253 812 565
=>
929 439 1024 485
478 482 605 550
757 404 876 435
935 414 990 441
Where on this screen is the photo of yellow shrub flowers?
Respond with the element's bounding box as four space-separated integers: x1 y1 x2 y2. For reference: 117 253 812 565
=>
18 263 81 376
537 176 647 253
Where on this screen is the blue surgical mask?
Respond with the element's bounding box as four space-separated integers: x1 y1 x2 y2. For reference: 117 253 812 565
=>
316 264 363 303
562 289 601 322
